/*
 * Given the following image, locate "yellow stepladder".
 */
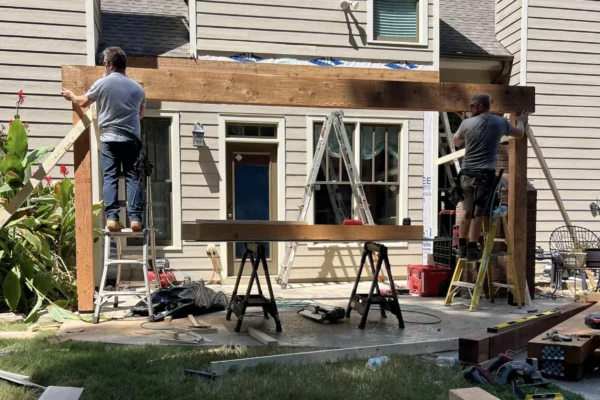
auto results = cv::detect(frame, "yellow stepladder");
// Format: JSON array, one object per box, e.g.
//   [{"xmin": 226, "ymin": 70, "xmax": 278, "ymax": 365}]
[{"xmin": 444, "ymin": 205, "xmax": 525, "ymax": 311}]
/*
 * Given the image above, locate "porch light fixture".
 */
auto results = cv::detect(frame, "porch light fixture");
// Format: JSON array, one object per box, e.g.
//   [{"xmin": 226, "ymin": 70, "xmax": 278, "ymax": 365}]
[
  {"xmin": 192, "ymin": 122, "xmax": 206, "ymax": 147},
  {"xmin": 590, "ymin": 199, "xmax": 599, "ymax": 217}
]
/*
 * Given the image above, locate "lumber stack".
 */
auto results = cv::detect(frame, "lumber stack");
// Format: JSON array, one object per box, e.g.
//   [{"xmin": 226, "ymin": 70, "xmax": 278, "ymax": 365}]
[
  {"xmin": 528, "ymin": 303, "xmax": 600, "ymax": 381},
  {"xmin": 459, "ymin": 302, "xmax": 594, "ymax": 364}
]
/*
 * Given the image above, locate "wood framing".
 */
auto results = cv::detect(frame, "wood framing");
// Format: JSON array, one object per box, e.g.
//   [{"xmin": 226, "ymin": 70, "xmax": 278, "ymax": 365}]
[
  {"xmin": 182, "ymin": 221, "xmax": 424, "ymax": 242},
  {"xmin": 73, "ymin": 105, "xmax": 95, "ymax": 312},
  {"xmin": 126, "ymin": 56, "xmax": 441, "ymax": 83},
  {"xmin": 62, "ymin": 66, "xmax": 535, "ymax": 113}
]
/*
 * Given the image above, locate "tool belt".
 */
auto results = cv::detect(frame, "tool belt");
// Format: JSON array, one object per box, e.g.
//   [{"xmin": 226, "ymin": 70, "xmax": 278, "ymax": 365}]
[{"xmin": 448, "ymin": 169, "xmax": 501, "ymax": 216}]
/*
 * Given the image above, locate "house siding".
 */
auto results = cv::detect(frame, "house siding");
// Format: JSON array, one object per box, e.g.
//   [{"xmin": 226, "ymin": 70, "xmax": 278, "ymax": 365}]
[
  {"xmin": 496, "ymin": 0, "xmax": 522, "ymax": 85},
  {"xmin": 196, "ymin": 0, "xmax": 435, "ymax": 64},
  {"xmin": 147, "ymin": 102, "xmax": 424, "ymax": 282},
  {"xmin": 526, "ymin": 0, "xmax": 600, "ymax": 247},
  {"xmin": 0, "ymin": 0, "xmax": 87, "ymax": 177}
]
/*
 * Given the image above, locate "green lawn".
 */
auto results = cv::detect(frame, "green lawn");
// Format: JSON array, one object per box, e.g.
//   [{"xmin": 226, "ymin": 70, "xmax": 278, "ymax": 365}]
[{"xmin": 0, "ymin": 326, "xmax": 586, "ymax": 400}]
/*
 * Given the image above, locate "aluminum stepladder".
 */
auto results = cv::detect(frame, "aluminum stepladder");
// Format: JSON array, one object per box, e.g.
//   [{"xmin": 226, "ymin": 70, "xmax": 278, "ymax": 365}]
[
  {"xmin": 443, "ymin": 204, "xmax": 531, "ymax": 311},
  {"xmin": 94, "ymin": 173, "xmax": 160, "ymax": 323},
  {"xmin": 276, "ymin": 110, "xmax": 375, "ymax": 289}
]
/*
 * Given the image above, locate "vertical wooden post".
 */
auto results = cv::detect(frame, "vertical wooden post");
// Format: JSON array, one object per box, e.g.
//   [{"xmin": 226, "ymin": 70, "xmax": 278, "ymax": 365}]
[
  {"xmin": 508, "ymin": 116, "xmax": 528, "ymax": 303},
  {"xmin": 73, "ymin": 105, "xmax": 95, "ymax": 312}
]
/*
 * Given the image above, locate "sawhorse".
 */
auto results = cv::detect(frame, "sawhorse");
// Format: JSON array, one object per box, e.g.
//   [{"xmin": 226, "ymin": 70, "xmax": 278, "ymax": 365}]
[
  {"xmin": 226, "ymin": 242, "xmax": 282, "ymax": 333},
  {"xmin": 346, "ymin": 242, "xmax": 405, "ymax": 329}
]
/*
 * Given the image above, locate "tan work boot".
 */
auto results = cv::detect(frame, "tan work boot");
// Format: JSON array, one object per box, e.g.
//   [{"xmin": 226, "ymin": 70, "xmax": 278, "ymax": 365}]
[
  {"xmin": 107, "ymin": 220, "xmax": 124, "ymax": 232},
  {"xmin": 130, "ymin": 221, "xmax": 143, "ymax": 232}
]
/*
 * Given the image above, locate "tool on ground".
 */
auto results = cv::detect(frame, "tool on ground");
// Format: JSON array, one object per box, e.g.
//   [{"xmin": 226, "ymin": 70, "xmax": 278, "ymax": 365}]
[
  {"xmin": 226, "ymin": 242, "xmax": 282, "ymax": 333},
  {"xmin": 512, "ymin": 382, "xmax": 564, "ymax": 400},
  {"xmin": 94, "ymin": 172, "xmax": 160, "ymax": 324},
  {"xmin": 277, "ymin": 110, "xmax": 375, "ymax": 289},
  {"xmin": 297, "ymin": 305, "xmax": 345, "ymax": 323},
  {"xmin": 444, "ymin": 170, "xmax": 531, "ymax": 311},
  {"xmin": 206, "ymin": 244, "xmax": 226, "ymax": 285},
  {"xmin": 584, "ymin": 312, "xmax": 600, "ymax": 329},
  {"xmin": 184, "ymin": 369, "xmax": 220, "ymax": 381},
  {"xmin": 541, "ymin": 330, "xmax": 572, "ymax": 342},
  {"xmin": 346, "ymin": 242, "xmax": 405, "ymax": 329}
]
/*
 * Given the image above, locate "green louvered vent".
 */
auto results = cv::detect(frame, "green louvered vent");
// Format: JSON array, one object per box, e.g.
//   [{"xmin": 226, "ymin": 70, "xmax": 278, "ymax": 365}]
[{"xmin": 374, "ymin": 0, "xmax": 418, "ymax": 39}]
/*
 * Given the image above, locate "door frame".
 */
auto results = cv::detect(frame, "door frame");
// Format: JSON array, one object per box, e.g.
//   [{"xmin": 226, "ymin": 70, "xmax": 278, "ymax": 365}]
[{"xmin": 218, "ymin": 115, "xmax": 286, "ymax": 278}]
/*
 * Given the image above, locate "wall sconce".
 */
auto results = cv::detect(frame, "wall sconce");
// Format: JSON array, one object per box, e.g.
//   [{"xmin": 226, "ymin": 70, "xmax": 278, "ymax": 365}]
[
  {"xmin": 340, "ymin": 1, "xmax": 359, "ymax": 11},
  {"xmin": 590, "ymin": 199, "xmax": 599, "ymax": 217},
  {"xmin": 192, "ymin": 122, "xmax": 205, "ymax": 147}
]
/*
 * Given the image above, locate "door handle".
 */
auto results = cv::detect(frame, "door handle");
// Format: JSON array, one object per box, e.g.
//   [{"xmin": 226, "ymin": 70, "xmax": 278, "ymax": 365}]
[{"xmin": 227, "ymin": 205, "xmax": 233, "ymax": 219}]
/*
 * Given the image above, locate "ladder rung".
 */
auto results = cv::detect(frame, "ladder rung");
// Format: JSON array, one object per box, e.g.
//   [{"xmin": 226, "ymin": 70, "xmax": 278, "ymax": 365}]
[
  {"xmin": 105, "ymin": 259, "xmax": 145, "ymax": 265},
  {"xmin": 103, "ymin": 229, "xmax": 146, "ymax": 237},
  {"xmin": 451, "ymin": 281, "xmax": 476, "ymax": 289},
  {"xmin": 99, "ymin": 291, "xmax": 148, "ymax": 297}
]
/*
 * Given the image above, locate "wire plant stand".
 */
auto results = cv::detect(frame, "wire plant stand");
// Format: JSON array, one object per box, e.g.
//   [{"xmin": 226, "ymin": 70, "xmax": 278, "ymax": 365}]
[{"xmin": 548, "ymin": 225, "xmax": 600, "ymax": 299}]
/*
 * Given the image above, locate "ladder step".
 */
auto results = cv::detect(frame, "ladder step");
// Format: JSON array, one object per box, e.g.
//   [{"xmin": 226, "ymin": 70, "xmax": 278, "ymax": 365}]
[
  {"xmin": 99, "ymin": 291, "xmax": 148, "ymax": 297},
  {"xmin": 451, "ymin": 281, "xmax": 476, "ymax": 289},
  {"xmin": 492, "ymin": 283, "xmax": 515, "ymax": 289},
  {"xmin": 105, "ymin": 259, "xmax": 145, "ymax": 265},
  {"xmin": 103, "ymin": 229, "xmax": 146, "ymax": 237}
]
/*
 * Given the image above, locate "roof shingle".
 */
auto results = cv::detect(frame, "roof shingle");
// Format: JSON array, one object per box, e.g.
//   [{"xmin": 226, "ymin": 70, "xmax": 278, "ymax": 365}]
[
  {"xmin": 99, "ymin": 0, "xmax": 190, "ymax": 59},
  {"xmin": 440, "ymin": 0, "xmax": 511, "ymax": 58}
]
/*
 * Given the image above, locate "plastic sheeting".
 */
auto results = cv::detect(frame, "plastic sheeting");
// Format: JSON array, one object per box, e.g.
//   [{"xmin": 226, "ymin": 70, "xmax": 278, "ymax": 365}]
[{"xmin": 127, "ymin": 281, "xmax": 229, "ymax": 321}]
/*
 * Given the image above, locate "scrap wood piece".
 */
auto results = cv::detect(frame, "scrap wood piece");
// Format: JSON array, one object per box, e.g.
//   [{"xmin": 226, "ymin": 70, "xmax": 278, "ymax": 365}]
[
  {"xmin": 174, "ymin": 327, "xmax": 218, "ymax": 335},
  {"xmin": 187, "ymin": 315, "xmax": 200, "ymax": 327},
  {"xmin": 0, "ymin": 331, "xmax": 38, "ymax": 340},
  {"xmin": 0, "ymin": 369, "xmax": 46, "ymax": 389},
  {"xmin": 39, "ymin": 386, "xmax": 84, "ymax": 400},
  {"xmin": 487, "ymin": 310, "xmax": 560, "ymax": 333},
  {"xmin": 583, "ymin": 291, "xmax": 600, "ymax": 304},
  {"xmin": 159, "ymin": 338, "xmax": 208, "ymax": 346},
  {"xmin": 459, "ymin": 302, "xmax": 593, "ymax": 364},
  {"xmin": 449, "ymin": 387, "xmax": 500, "ymax": 400},
  {"xmin": 248, "ymin": 327, "xmax": 277, "ymax": 347},
  {"xmin": 210, "ymin": 338, "xmax": 458, "ymax": 375}
]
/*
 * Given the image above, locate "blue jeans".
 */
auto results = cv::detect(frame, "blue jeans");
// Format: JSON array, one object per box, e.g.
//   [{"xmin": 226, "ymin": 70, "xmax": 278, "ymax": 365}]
[{"xmin": 100, "ymin": 141, "xmax": 145, "ymax": 222}]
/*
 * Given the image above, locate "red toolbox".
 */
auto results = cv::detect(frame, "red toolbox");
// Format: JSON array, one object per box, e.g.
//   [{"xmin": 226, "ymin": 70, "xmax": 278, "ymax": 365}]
[{"xmin": 407, "ymin": 264, "xmax": 452, "ymax": 297}]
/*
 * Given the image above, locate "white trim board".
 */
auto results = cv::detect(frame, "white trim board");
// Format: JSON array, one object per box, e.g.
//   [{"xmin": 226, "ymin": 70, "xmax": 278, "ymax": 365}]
[
  {"xmin": 218, "ymin": 114, "xmax": 286, "ymax": 277},
  {"xmin": 305, "ymin": 115, "xmax": 410, "ymax": 249},
  {"xmin": 520, "ymin": 0, "xmax": 529, "ymax": 85},
  {"xmin": 367, "ymin": 0, "xmax": 429, "ymax": 47},
  {"xmin": 211, "ymin": 338, "xmax": 458, "ymax": 376},
  {"xmin": 121, "ymin": 110, "xmax": 183, "ymax": 251}
]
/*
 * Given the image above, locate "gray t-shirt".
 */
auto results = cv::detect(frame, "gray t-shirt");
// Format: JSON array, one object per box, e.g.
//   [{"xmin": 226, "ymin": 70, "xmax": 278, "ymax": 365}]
[
  {"xmin": 454, "ymin": 114, "xmax": 517, "ymax": 170},
  {"xmin": 85, "ymin": 72, "xmax": 146, "ymax": 143}
]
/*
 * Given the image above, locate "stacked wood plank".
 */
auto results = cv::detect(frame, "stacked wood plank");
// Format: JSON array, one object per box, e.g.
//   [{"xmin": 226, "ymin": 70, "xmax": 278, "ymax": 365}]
[{"xmin": 528, "ymin": 303, "xmax": 600, "ymax": 381}]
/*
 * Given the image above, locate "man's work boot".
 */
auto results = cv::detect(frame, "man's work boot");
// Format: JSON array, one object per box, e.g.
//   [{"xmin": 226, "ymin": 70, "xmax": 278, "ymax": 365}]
[
  {"xmin": 466, "ymin": 247, "xmax": 481, "ymax": 262},
  {"xmin": 131, "ymin": 221, "xmax": 143, "ymax": 232},
  {"xmin": 457, "ymin": 245, "xmax": 467, "ymax": 259},
  {"xmin": 107, "ymin": 220, "xmax": 124, "ymax": 232}
]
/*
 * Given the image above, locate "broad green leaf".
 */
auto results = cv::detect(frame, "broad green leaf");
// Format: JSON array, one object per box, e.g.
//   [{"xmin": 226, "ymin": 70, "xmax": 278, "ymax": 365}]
[
  {"xmin": 40, "ymin": 237, "xmax": 52, "ymax": 261},
  {"xmin": 18, "ymin": 216, "xmax": 38, "ymax": 230},
  {"xmin": 23, "ymin": 146, "xmax": 53, "ymax": 169},
  {"xmin": 22, "ymin": 166, "xmax": 31, "ymax": 185},
  {"xmin": 53, "ymin": 300, "xmax": 69, "ymax": 309},
  {"xmin": 3, "ymin": 267, "xmax": 22, "ymax": 312},
  {"xmin": 6, "ymin": 119, "xmax": 28, "ymax": 159},
  {"xmin": 0, "ymin": 155, "xmax": 24, "ymax": 185},
  {"xmin": 21, "ymin": 258, "xmax": 35, "ymax": 280},
  {"xmin": 24, "ymin": 293, "xmax": 43, "ymax": 324},
  {"xmin": 0, "ymin": 184, "xmax": 12, "ymax": 193},
  {"xmin": 0, "ymin": 250, "xmax": 4, "ymax": 260},
  {"xmin": 59, "ymin": 178, "xmax": 73, "ymax": 209},
  {"xmin": 19, "ymin": 229, "xmax": 42, "ymax": 252},
  {"xmin": 33, "ymin": 271, "xmax": 53, "ymax": 295},
  {"xmin": 47, "ymin": 305, "xmax": 65, "ymax": 323}
]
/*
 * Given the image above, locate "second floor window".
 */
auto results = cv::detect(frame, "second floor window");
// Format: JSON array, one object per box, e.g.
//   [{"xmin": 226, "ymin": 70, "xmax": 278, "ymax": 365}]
[{"xmin": 372, "ymin": 0, "xmax": 420, "ymax": 43}]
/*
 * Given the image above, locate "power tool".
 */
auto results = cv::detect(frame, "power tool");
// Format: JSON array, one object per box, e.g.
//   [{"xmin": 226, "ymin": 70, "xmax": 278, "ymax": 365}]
[
  {"xmin": 297, "ymin": 305, "xmax": 345, "ymax": 323},
  {"xmin": 584, "ymin": 312, "xmax": 600, "ymax": 329},
  {"xmin": 464, "ymin": 354, "xmax": 549, "ymax": 391}
]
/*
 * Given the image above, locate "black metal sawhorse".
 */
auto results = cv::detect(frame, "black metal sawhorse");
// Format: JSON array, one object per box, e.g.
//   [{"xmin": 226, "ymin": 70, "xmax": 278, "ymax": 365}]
[
  {"xmin": 346, "ymin": 242, "xmax": 405, "ymax": 329},
  {"xmin": 226, "ymin": 242, "xmax": 282, "ymax": 333}
]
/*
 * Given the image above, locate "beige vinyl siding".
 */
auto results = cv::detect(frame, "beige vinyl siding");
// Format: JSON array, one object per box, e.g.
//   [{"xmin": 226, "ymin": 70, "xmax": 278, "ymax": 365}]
[
  {"xmin": 0, "ymin": 0, "xmax": 87, "ymax": 178},
  {"xmin": 496, "ymin": 0, "xmax": 522, "ymax": 85},
  {"xmin": 525, "ymin": 0, "xmax": 600, "ymax": 248},
  {"xmin": 148, "ymin": 101, "xmax": 423, "ymax": 282},
  {"xmin": 196, "ymin": 0, "xmax": 434, "ymax": 64}
]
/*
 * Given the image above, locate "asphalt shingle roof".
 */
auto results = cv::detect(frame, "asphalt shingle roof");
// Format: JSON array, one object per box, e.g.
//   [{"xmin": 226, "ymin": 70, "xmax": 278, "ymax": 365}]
[
  {"xmin": 440, "ymin": 0, "xmax": 511, "ymax": 58},
  {"xmin": 99, "ymin": 0, "xmax": 190, "ymax": 59}
]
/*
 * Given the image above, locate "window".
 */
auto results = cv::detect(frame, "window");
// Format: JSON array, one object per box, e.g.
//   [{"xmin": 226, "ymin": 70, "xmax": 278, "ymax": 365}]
[
  {"xmin": 227, "ymin": 124, "xmax": 276, "ymax": 137},
  {"xmin": 312, "ymin": 122, "xmax": 402, "ymax": 226},
  {"xmin": 368, "ymin": 0, "xmax": 427, "ymax": 45}
]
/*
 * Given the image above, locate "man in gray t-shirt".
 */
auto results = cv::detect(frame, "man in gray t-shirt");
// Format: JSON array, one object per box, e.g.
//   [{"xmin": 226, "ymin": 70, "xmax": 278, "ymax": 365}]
[
  {"xmin": 62, "ymin": 47, "xmax": 147, "ymax": 232},
  {"xmin": 452, "ymin": 94, "xmax": 528, "ymax": 260}
]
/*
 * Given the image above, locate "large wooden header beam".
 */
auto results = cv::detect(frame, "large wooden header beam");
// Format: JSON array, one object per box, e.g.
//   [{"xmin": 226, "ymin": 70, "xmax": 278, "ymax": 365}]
[{"xmin": 62, "ymin": 66, "xmax": 535, "ymax": 113}]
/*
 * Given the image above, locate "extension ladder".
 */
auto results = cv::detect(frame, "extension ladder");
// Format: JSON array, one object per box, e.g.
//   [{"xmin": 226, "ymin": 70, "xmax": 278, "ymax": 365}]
[
  {"xmin": 444, "ymin": 205, "xmax": 531, "ymax": 311},
  {"xmin": 276, "ymin": 110, "xmax": 375, "ymax": 289},
  {"xmin": 94, "ymin": 174, "xmax": 160, "ymax": 323}
]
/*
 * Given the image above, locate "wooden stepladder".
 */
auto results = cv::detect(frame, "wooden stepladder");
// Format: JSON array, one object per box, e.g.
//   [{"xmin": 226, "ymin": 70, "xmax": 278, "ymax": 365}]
[{"xmin": 444, "ymin": 205, "xmax": 529, "ymax": 311}]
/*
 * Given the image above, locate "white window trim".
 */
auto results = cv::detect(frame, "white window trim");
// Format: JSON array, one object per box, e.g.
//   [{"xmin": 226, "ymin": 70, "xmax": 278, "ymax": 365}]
[
  {"xmin": 218, "ymin": 115, "xmax": 286, "ymax": 277},
  {"xmin": 305, "ymin": 115, "xmax": 410, "ymax": 249},
  {"xmin": 122, "ymin": 110, "xmax": 183, "ymax": 251},
  {"xmin": 367, "ymin": 0, "xmax": 429, "ymax": 47}
]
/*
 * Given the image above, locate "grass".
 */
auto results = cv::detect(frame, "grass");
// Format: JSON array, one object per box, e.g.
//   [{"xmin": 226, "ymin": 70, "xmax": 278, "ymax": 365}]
[{"xmin": 0, "ymin": 324, "xmax": 587, "ymax": 400}]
